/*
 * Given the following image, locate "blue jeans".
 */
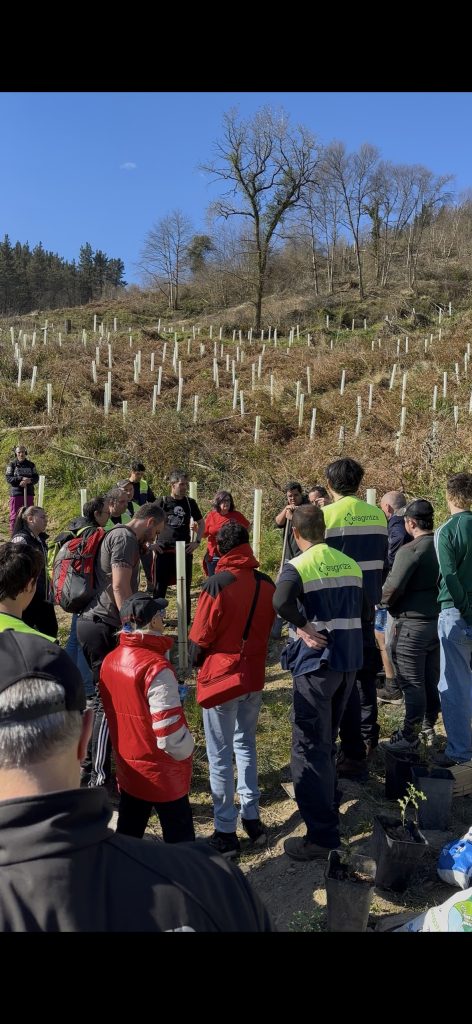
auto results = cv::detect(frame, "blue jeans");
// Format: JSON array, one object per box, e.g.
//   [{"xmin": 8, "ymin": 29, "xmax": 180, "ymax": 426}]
[
  {"xmin": 66, "ymin": 614, "xmax": 95, "ymax": 696},
  {"xmin": 205, "ymin": 553, "xmax": 220, "ymax": 576},
  {"xmin": 203, "ymin": 691, "xmax": 263, "ymax": 833},
  {"xmin": 438, "ymin": 607, "xmax": 472, "ymax": 762}
]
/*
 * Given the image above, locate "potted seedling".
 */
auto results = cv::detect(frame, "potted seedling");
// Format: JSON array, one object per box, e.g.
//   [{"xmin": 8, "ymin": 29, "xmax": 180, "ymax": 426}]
[
  {"xmin": 411, "ymin": 736, "xmax": 454, "ymax": 829},
  {"xmin": 325, "ymin": 841, "xmax": 377, "ymax": 932},
  {"xmin": 374, "ymin": 783, "xmax": 429, "ymax": 892}
]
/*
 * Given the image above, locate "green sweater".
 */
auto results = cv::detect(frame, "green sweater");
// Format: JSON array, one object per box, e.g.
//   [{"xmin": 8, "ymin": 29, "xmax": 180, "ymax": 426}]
[{"xmin": 434, "ymin": 510, "xmax": 472, "ymax": 623}]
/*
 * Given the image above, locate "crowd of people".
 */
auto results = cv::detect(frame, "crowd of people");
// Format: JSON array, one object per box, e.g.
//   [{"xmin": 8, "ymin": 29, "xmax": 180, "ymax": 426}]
[{"xmin": 1, "ymin": 445, "xmax": 472, "ymax": 929}]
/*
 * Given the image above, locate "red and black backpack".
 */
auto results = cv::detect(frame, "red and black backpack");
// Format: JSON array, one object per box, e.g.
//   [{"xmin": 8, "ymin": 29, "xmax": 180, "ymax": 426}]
[{"xmin": 52, "ymin": 527, "xmax": 105, "ymax": 613}]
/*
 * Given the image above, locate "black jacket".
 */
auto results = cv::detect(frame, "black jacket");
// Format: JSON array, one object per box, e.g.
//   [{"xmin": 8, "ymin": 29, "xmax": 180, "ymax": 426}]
[
  {"xmin": 0, "ymin": 789, "xmax": 273, "ymax": 932},
  {"xmin": 11, "ymin": 525, "xmax": 50, "ymax": 601},
  {"xmin": 384, "ymin": 513, "xmax": 409, "ymax": 576},
  {"xmin": 380, "ymin": 533, "xmax": 439, "ymax": 619},
  {"xmin": 276, "ymin": 496, "xmax": 310, "ymax": 561},
  {"xmin": 5, "ymin": 458, "xmax": 39, "ymax": 497}
]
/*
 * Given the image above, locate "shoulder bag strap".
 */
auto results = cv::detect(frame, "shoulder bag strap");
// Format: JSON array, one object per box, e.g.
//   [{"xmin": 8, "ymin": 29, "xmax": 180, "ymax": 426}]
[{"xmin": 241, "ymin": 571, "xmax": 261, "ymax": 650}]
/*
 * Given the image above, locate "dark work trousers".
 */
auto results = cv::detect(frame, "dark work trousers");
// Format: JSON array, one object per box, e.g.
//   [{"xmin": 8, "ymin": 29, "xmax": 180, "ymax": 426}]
[
  {"xmin": 77, "ymin": 616, "xmax": 118, "ymax": 788},
  {"xmin": 154, "ymin": 550, "xmax": 193, "ymax": 625},
  {"xmin": 140, "ymin": 546, "xmax": 154, "ymax": 590},
  {"xmin": 391, "ymin": 618, "xmax": 440, "ymax": 740},
  {"xmin": 291, "ymin": 668, "xmax": 356, "ymax": 848},
  {"xmin": 117, "ymin": 789, "xmax": 195, "ymax": 843},
  {"xmin": 339, "ymin": 622, "xmax": 381, "ymax": 759},
  {"xmin": 23, "ymin": 596, "xmax": 58, "ymax": 639}
]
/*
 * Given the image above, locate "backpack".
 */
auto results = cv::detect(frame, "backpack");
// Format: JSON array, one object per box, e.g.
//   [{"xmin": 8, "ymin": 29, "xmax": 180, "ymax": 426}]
[{"xmin": 52, "ymin": 527, "xmax": 105, "ymax": 613}]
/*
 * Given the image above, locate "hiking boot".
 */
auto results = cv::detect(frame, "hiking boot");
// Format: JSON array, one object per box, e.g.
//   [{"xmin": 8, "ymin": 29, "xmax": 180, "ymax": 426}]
[
  {"xmin": 382, "ymin": 728, "xmax": 419, "ymax": 754},
  {"xmin": 207, "ymin": 830, "xmax": 241, "ymax": 859},
  {"xmin": 377, "ymin": 680, "xmax": 403, "ymax": 704},
  {"xmin": 336, "ymin": 750, "xmax": 368, "ymax": 780},
  {"xmin": 241, "ymin": 817, "xmax": 268, "ymax": 847},
  {"xmin": 284, "ymin": 836, "xmax": 331, "ymax": 862}
]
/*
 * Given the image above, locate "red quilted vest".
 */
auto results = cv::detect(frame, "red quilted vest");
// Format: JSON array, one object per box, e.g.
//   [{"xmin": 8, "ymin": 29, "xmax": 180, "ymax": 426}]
[{"xmin": 100, "ymin": 632, "xmax": 192, "ymax": 802}]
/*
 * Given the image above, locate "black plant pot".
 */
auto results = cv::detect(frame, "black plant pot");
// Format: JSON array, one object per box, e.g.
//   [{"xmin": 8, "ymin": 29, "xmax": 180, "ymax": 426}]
[
  {"xmin": 373, "ymin": 815, "xmax": 428, "ymax": 892},
  {"xmin": 384, "ymin": 747, "xmax": 421, "ymax": 800},
  {"xmin": 325, "ymin": 850, "xmax": 376, "ymax": 932},
  {"xmin": 411, "ymin": 766, "xmax": 454, "ymax": 830}
]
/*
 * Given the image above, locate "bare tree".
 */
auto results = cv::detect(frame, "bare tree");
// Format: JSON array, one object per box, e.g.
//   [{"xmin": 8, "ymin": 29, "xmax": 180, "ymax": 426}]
[
  {"xmin": 403, "ymin": 168, "xmax": 453, "ymax": 289},
  {"xmin": 324, "ymin": 142, "xmax": 380, "ymax": 299},
  {"xmin": 140, "ymin": 210, "xmax": 193, "ymax": 310},
  {"xmin": 201, "ymin": 106, "xmax": 319, "ymax": 330}
]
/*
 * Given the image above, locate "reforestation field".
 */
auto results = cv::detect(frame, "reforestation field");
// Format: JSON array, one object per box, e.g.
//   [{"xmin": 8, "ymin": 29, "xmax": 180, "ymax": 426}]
[{"xmin": 1, "ymin": 293, "xmax": 471, "ymax": 930}]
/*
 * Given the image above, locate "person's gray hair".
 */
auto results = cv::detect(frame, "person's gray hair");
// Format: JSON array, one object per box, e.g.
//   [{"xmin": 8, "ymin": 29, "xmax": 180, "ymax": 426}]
[
  {"xmin": 105, "ymin": 486, "xmax": 126, "ymax": 505},
  {"xmin": 0, "ymin": 677, "xmax": 82, "ymax": 770}
]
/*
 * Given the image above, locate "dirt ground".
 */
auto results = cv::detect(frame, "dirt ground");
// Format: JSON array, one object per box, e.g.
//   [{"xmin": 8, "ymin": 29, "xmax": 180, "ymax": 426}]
[
  {"xmin": 60, "ymin": 600, "xmax": 471, "ymax": 932},
  {"xmin": 184, "ymin": 637, "xmax": 472, "ymax": 932}
]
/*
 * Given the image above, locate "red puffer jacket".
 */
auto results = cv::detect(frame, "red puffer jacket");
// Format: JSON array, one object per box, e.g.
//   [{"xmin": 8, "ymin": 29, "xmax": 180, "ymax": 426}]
[
  {"xmin": 100, "ymin": 632, "xmax": 193, "ymax": 802},
  {"xmin": 189, "ymin": 543, "xmax": 275, "ymax": 692}
]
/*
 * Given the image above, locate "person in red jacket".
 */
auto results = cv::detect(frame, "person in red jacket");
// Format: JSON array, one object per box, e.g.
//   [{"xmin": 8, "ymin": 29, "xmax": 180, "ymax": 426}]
[
  {"xmin": 100, "ymin": 592, "xmax": 195, "ymax": 843},
  {"xmin": 189, "ymin": 521, "xmax": 275, "ymax": 859},
  {"xmin": 203, "ymin": 490, "xmax": 250, "ymax": 576}
]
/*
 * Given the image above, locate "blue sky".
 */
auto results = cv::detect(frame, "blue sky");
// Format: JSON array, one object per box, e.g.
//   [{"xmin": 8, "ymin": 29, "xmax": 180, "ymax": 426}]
[{"xmin": 1, "ymin": 91, "xmax": 471, "ymax": 284}]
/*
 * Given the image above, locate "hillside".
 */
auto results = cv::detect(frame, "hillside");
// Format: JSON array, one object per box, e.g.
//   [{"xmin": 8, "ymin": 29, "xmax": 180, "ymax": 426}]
[
  {"xmin": 0, "ymin": 289, "xmax": 470, "ymax": 549},
  {"xmin": 0, "ymin": 290, "xmax": 471, "ymax": 930}
]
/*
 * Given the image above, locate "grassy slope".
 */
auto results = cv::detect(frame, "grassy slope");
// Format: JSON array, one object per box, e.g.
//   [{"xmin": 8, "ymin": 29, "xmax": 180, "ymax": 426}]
[{"xmin": 1, "ymin": 296, "xmax": 471, "ymax": 930}]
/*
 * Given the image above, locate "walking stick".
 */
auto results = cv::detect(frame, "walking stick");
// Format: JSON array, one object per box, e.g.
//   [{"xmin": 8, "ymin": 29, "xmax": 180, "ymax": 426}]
[
  {"xmin": 271, "ymin": 519, "xmax": 290, "ymax": 639},
  {"xmin": 23, "ymin": 485, "xmax": 28, "ymax": 508},
  {"xmin": 279, "ymin": 517, "xmax": 290, "ymax": 574}
]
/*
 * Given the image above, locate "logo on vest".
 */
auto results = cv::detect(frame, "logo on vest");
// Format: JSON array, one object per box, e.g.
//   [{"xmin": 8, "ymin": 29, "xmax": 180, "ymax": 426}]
[
  {"xmin": 319, "ymin": 561, "xmax": 352, "ymax": 574},
  {"xmin": 344, "ymin": 511, "xmax": 379, "ymax": 525}
]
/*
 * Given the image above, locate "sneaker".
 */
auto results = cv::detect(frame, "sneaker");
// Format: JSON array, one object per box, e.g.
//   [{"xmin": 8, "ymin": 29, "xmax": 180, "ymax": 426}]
[
  {"xmin": 207, "ymin": 830, "xmax": 241, "ymax": 859},
  {"xmin": 377, "ymin": 683, "xmax": 403, "ymax": 704},
  {"xmin": 336, "ymin": 751, "xmax": 368, "ymax": 780},
  {"xmin": 382, "ymin": 728, "xmax": 419, "ymax": 754},
  {"xmin": 241, "ymin": 818, "xmax": 268, "ymax": 847},
  {"xmin": 284, "ymin": 836, "xmax": 331, "ymax": 862}
]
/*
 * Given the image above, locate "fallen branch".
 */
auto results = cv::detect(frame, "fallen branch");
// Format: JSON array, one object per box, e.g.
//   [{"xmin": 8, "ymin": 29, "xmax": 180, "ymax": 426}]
[
  {"xmin": 0, "ymin": 424, "xmax": 55, "ymax": 434},
  {"xmin": 49, "ymin": 444, "xmax": 120, "ymax": 466}
]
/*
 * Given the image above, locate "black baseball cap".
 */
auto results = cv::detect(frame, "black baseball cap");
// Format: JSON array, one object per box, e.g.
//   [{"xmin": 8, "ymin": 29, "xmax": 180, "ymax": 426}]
[
  {"xmin": 120, "ymin": 593, "xmax": 168, "ymax": 628},
  {"xmin": 0, "ymin": 631, "xmax": 86, "ymax": 722},
  {"xmin": 404, "ymin": 499, "xmax": 434, "ymax": 519}
]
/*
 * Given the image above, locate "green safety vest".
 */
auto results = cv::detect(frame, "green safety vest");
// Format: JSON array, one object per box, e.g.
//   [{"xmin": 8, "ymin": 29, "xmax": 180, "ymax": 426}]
[
  {"xmin": 139, "ymin": 478, "xmax": 148, "ymax": 495},
  {"xmin": 0, "ymin": 611, "xmax": 54, "ymax": 642},
  {"xmin": 105, "ymin": 510, "xmax": 132, "ymax": 532},
  {"xmin": 286, "ymin": 543, "xmax": 364, "ymax": 673}
]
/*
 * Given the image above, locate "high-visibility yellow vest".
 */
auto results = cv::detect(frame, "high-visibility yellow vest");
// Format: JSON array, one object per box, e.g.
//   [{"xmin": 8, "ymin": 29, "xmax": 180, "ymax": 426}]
[{"xmin": 0, "ymin": 611, "xmax": 54, "ymax": 642}]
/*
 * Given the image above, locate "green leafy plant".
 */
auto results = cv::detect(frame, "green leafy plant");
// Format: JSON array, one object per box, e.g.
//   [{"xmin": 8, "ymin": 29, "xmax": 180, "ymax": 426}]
[{"xmin": 397, "ymin": 783, "xmax": 427, "ymax": 828}]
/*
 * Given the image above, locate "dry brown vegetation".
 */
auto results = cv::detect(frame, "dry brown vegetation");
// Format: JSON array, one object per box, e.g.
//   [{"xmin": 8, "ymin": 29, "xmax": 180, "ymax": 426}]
[{"xmin": 1, "ymin": 295, "xmax": 471, "ymax": 930}]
